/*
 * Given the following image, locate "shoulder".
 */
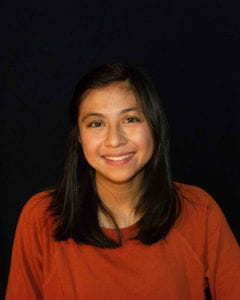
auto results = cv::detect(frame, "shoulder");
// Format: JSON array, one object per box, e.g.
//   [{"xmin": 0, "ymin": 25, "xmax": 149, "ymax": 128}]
[
  {"xmin": 172, "ymin": 183, "xmax": 229, "ymax": 253},
  {"xmin": 20, "ymin": 190, "xmax": 52, "ymax": 216},
  {"xmin": 175, "ymin": 182, "xmax": 221, "ymax": 218},
  {"xmin": 17, "ymin": 190, "xmax": 54, "ymax": 232}
]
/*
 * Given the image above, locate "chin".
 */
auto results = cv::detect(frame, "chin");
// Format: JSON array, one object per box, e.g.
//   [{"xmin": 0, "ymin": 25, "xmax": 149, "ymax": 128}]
[{"xmin": 98, "ymin": 170, "xmax": 144, "ymax": 185}]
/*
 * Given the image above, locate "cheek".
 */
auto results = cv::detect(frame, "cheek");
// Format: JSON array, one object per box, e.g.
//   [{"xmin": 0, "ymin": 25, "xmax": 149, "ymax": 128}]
[
  {"xmin": 79, "ymin": 131, "xmax": 101, "ymax": 159},
  {"xmin": 133, "ymin": 128, "xmax": 154, "ymax": 156}
]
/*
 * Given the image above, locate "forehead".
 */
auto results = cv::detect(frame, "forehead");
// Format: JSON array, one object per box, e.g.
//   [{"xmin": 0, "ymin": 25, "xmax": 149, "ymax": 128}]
[{"xmin": 79, "ymin": 82, "xmax": 140, "ymax": 114}]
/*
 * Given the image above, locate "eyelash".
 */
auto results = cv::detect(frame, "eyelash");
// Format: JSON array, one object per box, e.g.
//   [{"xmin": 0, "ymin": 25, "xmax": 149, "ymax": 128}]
[
  {"xmin": 87, "ymin": 121, "xmax": 104, "ymax": 128},
  {"xmin": 87, "ymin": 116, "xmax": 141, "ymax": 128},
  {"xmin": 124, "ymin": 117, "xmax": 140, "ymax": 123}
]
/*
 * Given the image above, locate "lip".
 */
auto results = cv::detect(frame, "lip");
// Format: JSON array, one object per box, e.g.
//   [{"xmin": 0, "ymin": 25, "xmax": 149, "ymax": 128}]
[
  {"xmin": 103, "ymin": 152, "xmax": 134, "ymax": 158},
  {"xmin": 102, "ymin": 152, "xmax": 135, "ymax": 166}
]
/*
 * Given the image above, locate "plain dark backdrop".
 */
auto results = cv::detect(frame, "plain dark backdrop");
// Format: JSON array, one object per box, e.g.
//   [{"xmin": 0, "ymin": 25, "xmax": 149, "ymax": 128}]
[{"xmin": 1, "ymin": 1, "xmax": 239, "ymax": 297}]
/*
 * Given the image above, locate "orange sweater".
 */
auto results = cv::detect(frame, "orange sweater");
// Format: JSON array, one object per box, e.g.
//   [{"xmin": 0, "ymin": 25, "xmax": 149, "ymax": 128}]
[{"xmin": 6, "ymin": 184, "xmax": 240, "ymax": 299}]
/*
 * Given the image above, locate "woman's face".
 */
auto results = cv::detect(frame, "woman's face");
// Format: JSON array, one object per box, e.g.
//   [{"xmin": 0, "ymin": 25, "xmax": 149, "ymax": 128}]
[{"xmin": 78, "ymin": 81, "xmax": 154, "ymax": 185}]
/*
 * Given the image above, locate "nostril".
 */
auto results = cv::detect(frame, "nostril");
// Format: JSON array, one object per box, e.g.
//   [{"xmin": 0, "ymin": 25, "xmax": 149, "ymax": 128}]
[{"xmin": 105, "ymin": 127, "xmax": 127, "ymax": 147}]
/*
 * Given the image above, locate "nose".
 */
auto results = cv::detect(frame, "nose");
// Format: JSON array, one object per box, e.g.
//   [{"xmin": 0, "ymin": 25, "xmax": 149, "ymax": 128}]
[{"xmin": 104, "ymin": 124, "xmax": 127, "ymax": 148}]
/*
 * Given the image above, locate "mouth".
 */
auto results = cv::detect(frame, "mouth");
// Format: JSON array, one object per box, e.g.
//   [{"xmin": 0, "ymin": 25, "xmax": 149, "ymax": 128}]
[{"xmin": 103, "ymin": 152, "xmax": 135, "ymax": 161}]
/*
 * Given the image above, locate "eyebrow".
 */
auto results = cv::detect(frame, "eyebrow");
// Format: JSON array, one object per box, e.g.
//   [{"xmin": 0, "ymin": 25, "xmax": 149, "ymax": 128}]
[{"xmin": 80, "ymin": 107, "xmax": 140, "ymax": 122}]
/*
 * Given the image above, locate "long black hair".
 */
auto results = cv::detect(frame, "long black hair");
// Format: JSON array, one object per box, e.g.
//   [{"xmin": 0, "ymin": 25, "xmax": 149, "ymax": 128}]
[{"xmin": 48, "ymin": 62, "xmax": 181, "ymax": 248}]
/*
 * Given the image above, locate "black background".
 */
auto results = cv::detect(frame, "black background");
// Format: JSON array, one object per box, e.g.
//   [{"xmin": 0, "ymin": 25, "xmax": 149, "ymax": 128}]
[{"xmin": 1, "ymin": 0, "xmax": 239, "ymax": 296}]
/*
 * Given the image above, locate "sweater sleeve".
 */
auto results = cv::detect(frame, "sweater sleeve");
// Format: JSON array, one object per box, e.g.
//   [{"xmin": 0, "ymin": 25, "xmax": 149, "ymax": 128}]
[
  {"xmin": 5, "ymin": 193, "xmax": 51, "ymax": 300},
  {"xmin": 204, "ymin": 195, "xmax": 240, "ymax": 300}
]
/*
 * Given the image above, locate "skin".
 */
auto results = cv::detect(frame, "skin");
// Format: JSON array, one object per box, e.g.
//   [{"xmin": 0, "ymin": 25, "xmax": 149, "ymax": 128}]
[{"xmin": 78, "ymin": 81, "xmax": 154, "ymax": 228}]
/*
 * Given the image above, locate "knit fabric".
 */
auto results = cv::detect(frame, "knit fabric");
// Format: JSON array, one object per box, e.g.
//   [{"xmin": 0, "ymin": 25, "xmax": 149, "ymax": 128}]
[{"xmin": 6, "ymin": 184, "xmax": 240, "ymax": 299}]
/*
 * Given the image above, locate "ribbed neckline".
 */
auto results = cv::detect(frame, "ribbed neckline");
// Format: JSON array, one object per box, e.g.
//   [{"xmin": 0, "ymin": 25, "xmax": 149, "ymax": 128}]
[
  {"xmin": 101, "ymin": 221, "xmax": 138, "ymax": 231},
  {"xmin": 101, "ymin": 222, "xmax": 138, "ymax": 241}
]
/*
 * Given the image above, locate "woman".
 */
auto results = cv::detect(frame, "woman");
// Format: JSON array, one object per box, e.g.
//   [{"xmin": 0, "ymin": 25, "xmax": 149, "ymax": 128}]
[{"xmin": 6, "ymin": 63, "xmax": 240, "ymax": 299}]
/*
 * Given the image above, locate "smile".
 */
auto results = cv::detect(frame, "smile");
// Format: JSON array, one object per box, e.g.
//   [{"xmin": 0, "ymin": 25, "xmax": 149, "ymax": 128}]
[{"xmin": 104, "ymin": 153, "xmax": 135, "ymax": 161}]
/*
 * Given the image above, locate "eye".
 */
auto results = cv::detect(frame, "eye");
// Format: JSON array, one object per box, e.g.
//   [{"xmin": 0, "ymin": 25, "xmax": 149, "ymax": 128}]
[
  {"xmin": 88, "ymin": 121, "xmax": 104, "ymax": 127},
  {"xmin": 125, "ymin": 117, "xmax": 140, "ymax": 123}
]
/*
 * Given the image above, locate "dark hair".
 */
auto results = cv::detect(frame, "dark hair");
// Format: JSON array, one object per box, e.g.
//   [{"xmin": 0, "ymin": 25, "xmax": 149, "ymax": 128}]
[{"xmin": 48, "ymin": 62, "xmax": 181, "ymax": 248}]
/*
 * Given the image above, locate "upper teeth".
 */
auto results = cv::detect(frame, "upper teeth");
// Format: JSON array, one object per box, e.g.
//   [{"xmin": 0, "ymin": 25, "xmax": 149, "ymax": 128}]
[{"xmin": 105, "ymin": 153, "xmax": 134, "ymax": 161}]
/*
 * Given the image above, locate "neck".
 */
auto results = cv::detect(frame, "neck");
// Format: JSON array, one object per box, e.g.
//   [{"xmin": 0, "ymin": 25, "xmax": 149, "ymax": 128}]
[{"xmin": 95, "ymin": 173, "xmax": 144, "ymax": 228}]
